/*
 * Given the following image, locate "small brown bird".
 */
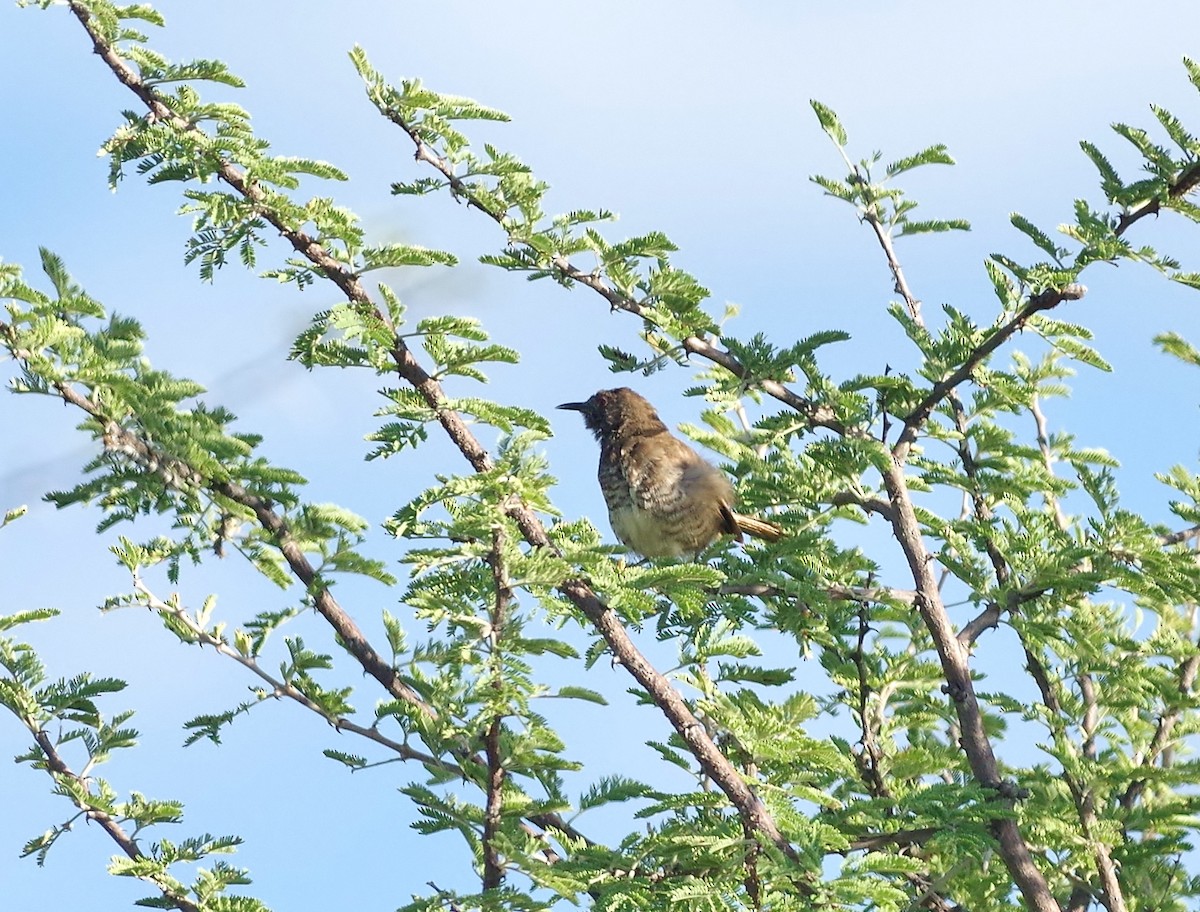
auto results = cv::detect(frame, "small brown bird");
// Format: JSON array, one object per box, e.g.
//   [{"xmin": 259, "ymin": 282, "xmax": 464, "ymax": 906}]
[{"xmin": 558, "ymin": 388, "xmax": 783, "ymax": 558}]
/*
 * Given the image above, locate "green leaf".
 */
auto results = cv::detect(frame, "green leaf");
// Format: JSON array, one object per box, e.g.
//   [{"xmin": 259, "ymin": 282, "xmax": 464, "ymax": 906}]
[
  {"xmin": 360, "ymin": 244, "xmax": 457, "ymax": 272},
  {"xmin": 1011, "ymin": 213, "xmax": 1066, "ymax": 261},
  {"xmin": 548, "ymin": 685, "xmax": 607, "ymax": 705},
  {"xmin": 811, "ymin": 100, "xmax": 848, "ymax": 146},
  {"xmin": 324, "ymin": 749, "xmax": 368, "ymax": 769},
  {"xmin": 897, "ymin": 217, "xmax": 971, "ymax": 236},
  {"xmin": 577, "ymin": 775, "xmax": 652, "ymax": 810},
  {"xmin": 886, "ymin": 143, "xmax": 955, "ymax": 176},
  {"xmin": 1155, "ymin": 331, "xmax": 1200, "ymax": 367}
]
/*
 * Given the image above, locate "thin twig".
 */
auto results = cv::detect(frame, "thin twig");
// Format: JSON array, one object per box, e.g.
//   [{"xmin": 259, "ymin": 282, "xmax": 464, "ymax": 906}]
[
  {"xmin": 1021, "ymin": 640, "xmax": 1128, "ymax": 912},
  {"xmin": 128, "ymin": 574, "xmax": 447, "ymax": 770},
  {"xmin": 860, "ymin": 198, "xmax": 922, "ymax": 323},
  {"xmin": 717, "ymin": 582, "xmax": 917, "ymax": 605},
  {"xmin": 29, "ymin": 729, "xmax": 202, "ymax": 912},
  {"xmin": 1030, "ymin": 395, "xmax": 1070, "ymax": 531},
  {"xmin": 482, "ymin": 527, "xmax": 511, "ymax": 892},
  {"xmin": 894, "ymin": 284, "xmax": 1087, "ymax": 462}
]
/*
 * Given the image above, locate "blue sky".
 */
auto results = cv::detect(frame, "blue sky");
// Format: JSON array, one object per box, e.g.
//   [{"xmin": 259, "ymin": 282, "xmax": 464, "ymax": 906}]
[{"xmin": 3, "ymin": 2, "xmax": 1200, "ymax": 909}]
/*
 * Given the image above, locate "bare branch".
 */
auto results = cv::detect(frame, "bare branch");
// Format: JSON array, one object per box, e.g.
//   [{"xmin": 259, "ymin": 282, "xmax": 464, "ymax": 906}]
[
  {"xmin": 1163, "ymin": 523, "xmax": 1200, "ymax": 547},
  {"xmin": 859, "ymin": 191, "xmax": 923, "ymax": 323}
]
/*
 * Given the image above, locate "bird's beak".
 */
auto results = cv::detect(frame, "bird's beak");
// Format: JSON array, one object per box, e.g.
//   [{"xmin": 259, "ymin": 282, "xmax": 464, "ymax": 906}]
[{"xmin": 557, "ymin": 401, "xmax": 589, "ymax": 412}]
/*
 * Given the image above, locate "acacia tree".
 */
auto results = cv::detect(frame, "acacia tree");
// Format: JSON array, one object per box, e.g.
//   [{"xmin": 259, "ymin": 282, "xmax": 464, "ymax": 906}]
[{"xmin": 4, "ymin": 2, "xmax": 1200, "ymax": 910}]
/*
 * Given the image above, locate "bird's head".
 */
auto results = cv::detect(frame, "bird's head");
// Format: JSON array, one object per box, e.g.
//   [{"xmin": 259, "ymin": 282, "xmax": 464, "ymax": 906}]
[{"xmin": 557, "ymin": 387, "xmax": 665, "ymax": 440}]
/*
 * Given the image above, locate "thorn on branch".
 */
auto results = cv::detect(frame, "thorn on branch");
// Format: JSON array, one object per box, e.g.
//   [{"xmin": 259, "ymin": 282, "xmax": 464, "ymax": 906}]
[
  {"xmin": 941, "ymin": 681, "xmax": 968, "ymax": 703},
  {"xmin": 994, "ymin": 779, "xmax": 1031, "ymax": 801}
]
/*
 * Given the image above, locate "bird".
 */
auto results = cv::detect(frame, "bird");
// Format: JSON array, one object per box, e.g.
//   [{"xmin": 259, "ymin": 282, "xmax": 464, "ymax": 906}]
[{"xmin": 557, "ymin": 387, "xmax": 783, "ymax": 559}]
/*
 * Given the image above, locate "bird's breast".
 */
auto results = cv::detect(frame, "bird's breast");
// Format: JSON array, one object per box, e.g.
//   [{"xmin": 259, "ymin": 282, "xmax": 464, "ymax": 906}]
[{"xmin": 595, "ymin": 434, "xmax": 735, "ymax": 558}]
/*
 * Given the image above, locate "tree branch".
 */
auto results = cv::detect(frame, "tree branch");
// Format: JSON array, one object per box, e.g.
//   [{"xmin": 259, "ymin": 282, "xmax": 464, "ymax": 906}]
[
  {"xmin": 11, "ymin": 358, "xmax": 592, "ymax": 855},
  {"xmin": 879, "ymin": 461, "xmax": 1060, "ymax": 912},
  {"xmin": 859, "ymin": 181, "xmax": 922, "ymax": 323},
  {"xmin": 28, "ymin": 729, "xmax": 202, "ymax": 912},
  {"xmin": 64, "ymin": 6, "xmax": 800, "ymax": 870},
  {"xmin": 894, "ymin": 284, "xmax": 1087, "ymax": 462},
  {"xmin": 481, "ymin": 527, "xmax": 511, "ymax": 892},
  {"xmin": 50, "ymin": 373, "xmax": 433, "ymax": 718},
  {"xmin": 1020, "ymin": 639, "xmax": 1128, "ymax": 912},
  {"xmin": 848, "ymin": 190, "xmax": 1061, "ymax": 910},
  {"xmin": 1122, "ymin": 647, "xmax": 1200, "ymax": 810},
  {"xmin": 377, "ymin": 98, "xmax": 845, "ymax": 436},
  {"xmin": 1114, "ymin": 159, "xmax": 1200, "ymax": 234},
  {"xmin": 828, "ymin": 488, "xmax": 896, "ymax": 521},
  {"xmin": 127, "ymin": 573, "xmax": 448, "ymax": 770},
  {"xmin": 717, "ymin": 581, "xmax": 917, "ymax": 605}
]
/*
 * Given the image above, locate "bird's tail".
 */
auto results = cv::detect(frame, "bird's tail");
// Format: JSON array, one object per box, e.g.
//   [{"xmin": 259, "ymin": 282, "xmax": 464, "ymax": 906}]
[{"xmin": 732, "ymin": 512, "xmax": 784, "ymax": 543}]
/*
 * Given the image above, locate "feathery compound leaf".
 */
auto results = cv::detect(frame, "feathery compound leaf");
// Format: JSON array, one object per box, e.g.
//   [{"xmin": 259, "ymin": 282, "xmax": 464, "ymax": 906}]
[
  {"xmin": 360, "ymin": 244, "xmax": 457, "ymax": 272},
  {"xmin": 550, "ymin": 685, "xmax": 607, "ymax": 705},
  {"xmin": 1010, "ymin": 213, "xmax": 1067, "ymax": 261},
  {"xmin": 886, "ymin": 144, "xmax": 955, "ymax": 176},
  {"xmin": 897, "ymin": 217, "xmax": 971, "ymax": 236},
  {"xmin": 811, "ymin": 100, "xmax": 848, "ymax": 147},
  {"xmin": 1152, "ymin": 103, "xmax": 1200, "ymax": 155},
  {"xmin": 577, "ymin": 775, "xmax": 652, "ymax": 810},
  {"xmin": 0, "ymin": 608, "xmax": 59, "ymax": 632},
  {"xmin": 1172, "ymin": 270, "xmax": 1200, "ymax": 289},
  {"xmin": 810, "ymin": 173, "xmax": 856, "ymax": 202},
  {"xmin": 1185, "ymin": 55, "xmax": 1200, "ymax": 93},
  {"xmin": 1080, "ymin": 140, "xmax": 1124, "ymax": 203},
  {"xmin": 1112, "ymin": 121, "xmax": 1176, "ymax": 175},
  {"xmin": 323, "ymin": 749, "xmax": 368, "ymax": 769},
  {"xmin": 1155, "ymin": 331, "xmax": 1200, "ymax": 367}
]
